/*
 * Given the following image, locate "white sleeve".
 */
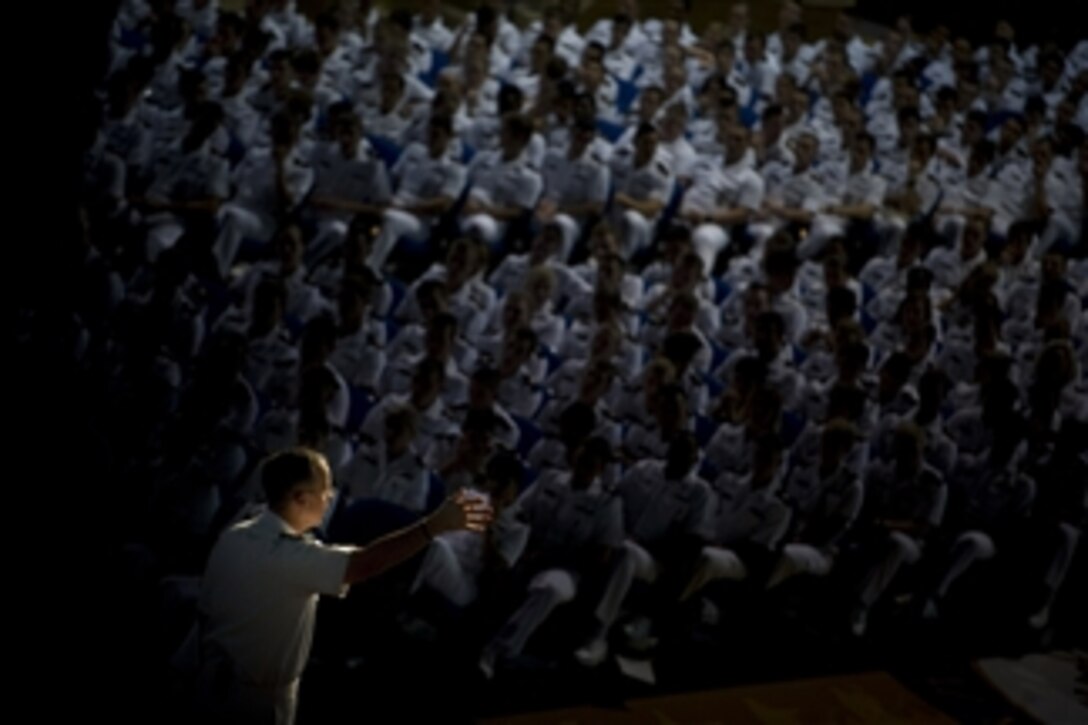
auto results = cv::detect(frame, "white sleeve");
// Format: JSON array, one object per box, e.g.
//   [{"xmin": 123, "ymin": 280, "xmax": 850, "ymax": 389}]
[
  {"xmin": 514, "ymin": 169, "xmax": 544, "ymax": 209},
  {"xmin": 801, "ymin": 183, "xmax": 825, "ymax": 213},
  {"xmin": 594, "ymin": 496, "xmax": 625, "ymax": 548},
  {"xmin": 208, "ymin": 158, "xmax": 230, "ymax": 199},
  {"xmin": 493, "ymin": 514, "xmax": 531, "ymax": 568},
  {"xmin": 366, "ymin": 163, "xmax": 393, "ymax": 204},
  {"xmin": 589, "ymin": 164, "xmax": 611, "ymax": 204},
  {"xmin": 441, "ymin": 163, "xmax": 468, "ymax": 200},
  {"xmin": 284, "ymin": 161, "xmax": 315, "ymax": 206},
  {"xmin": 391, "ymin": 145, "xmax": 412, "ymax": 183},
  {"xmin": 928, "ymin": 482, "xmax": 948, "ymax": 528},
  {"xmin": 737, "ymin": 173, "xmax": 765, "ymax": 210},
  {"xmin": 278, "ymin": 538, "xmax": 355, "ymax": 596},
  {"xmin": 684, "ymin": 484, "xmax": 713, "ymax": 537},
  {"xmin": 864, "ymin": 175, "xmax": 886, "ymax": 207},
  {"xmin": 359, "ymin": 401, "xmax": 386, "ymax": 442},
  {"xmin": 488, "ymin": 258, "xmax": 512, "ymax": 289},
  {"xmin": 651, "ymin": 167, "xmax": 675, "ymax": 203}
]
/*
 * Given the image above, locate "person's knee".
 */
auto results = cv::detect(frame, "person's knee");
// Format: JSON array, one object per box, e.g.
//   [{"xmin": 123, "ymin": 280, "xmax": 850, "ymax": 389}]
[
  {"xmin": 1057, "ymin": 523, "xmax": 1080, "ymax": 552},
  {"xmin": 463, "ymin": 214, "xmax": 495, "ymax": 241},
  {"xmin": 384, "ymin": 209, "xmax": 416, "ymax": 235},
  {"xmin": 215, "ymin": 204, "xmax": 236, "ymax": 225},
  {"xmin": 956, "ymin": 531, "xmax": 995, "ymax": 560},
  {"xmin": 622, "ymin": 209, "xmax": 649, "ymax": 236},
  {"xmin": 529, "ymin": 568, "xmax": 578, "ymax": 603},
  {"xmin": 786, "ymin": 543, "xmax": 831, "ymax": 576},
  {"xmin": 888, "ymin": 531, "xmax": 921, "ymax": 564},
  {"xmin": 693, "ymin": 224, "xmax": 728, "ymax": 264},
  {"xmin": 554, "ymin": 214, "xmax": 579, "ymax": 260},
  {"xmin": 319, "ymin": 219, "xmax": 349, "ymax": 240},
  {"xmin": 700, "ymin": 546, "xmax": 744, "ymax": 579}
]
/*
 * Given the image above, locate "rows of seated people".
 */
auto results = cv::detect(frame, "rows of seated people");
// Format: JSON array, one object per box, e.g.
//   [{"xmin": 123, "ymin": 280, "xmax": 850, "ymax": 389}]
[{"xmin": 76, "ymin": 0, "xmax": 1087, "ymax": 675}]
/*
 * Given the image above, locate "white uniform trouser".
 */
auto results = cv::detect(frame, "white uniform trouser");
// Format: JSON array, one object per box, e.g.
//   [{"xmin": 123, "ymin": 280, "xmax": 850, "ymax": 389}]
[
  {"xmin": 800, "ymin": 214, "xmax": 849, "ymax": 259},
  {"xmin": 411, "ymin": 537, "xmax": 478, "ymax": 608},
  {"xmin": 936, "ymin": 212, "xmax": 967, "ymax": 247},
  {"xmin": 489, "ymin": 556, "xmax": 630, "ymax": 658},
  {"xmin": 463, "ymin": 213, "xmax": 507, "ymax": 247},
  {"xmin": 873, "ymin": 213, "xmax": 907, "ymax": 257},
  {"xmin": 692, "ymin": 223, "xmax": 730, "ymax": 272},
  {"xmin": 1036, "ymin": 212, "xmax": 1079, "ymax": 258},
  {"xmin": 213, "ymin": 203, "xmax": 275, "ymax": 278},
  {"xmin": 1040, "ymin": 523, "xmax": 1081, "ymax": 608},
  {"xmin": 586, "ymin": 539, "xmax": 662, "ymax": 625},
  {"xmin": 767, "ymin": 543, "xmax": 835, "ymax": 588},
  {"xmin": 681, "ymin": 545, "xmax": 749, "ymax": 601},
  {"xmin": 369, "ymin": 208, "xmax": 427, "ymax": 271},
  {"xmin": 857, "ymin": 531, "xmax": 921, "ymax": 608},
  {"xmin": 305, "ymin": 216, "xmax": 350, "ymax": 268},
  {"xmin": 991, "ymin": 211, "xmax": 1019, "ymax": 238},
  {"xmin": 616, "ymin": 209, "xmax": 654, "ymax": 260},
  {"xmin": 553, "ymin": 213, "xmax": 581, "ymax": 262},
  {"xmin": 194, "ymin": 646, "xmax": 299, "ymax": 725},
  {"xmin": 747, "ymin": 220, "xmax": 785, "ymax": 255},
  {"xmin": 935, "ymin": 530, "xmax": 995, "ymax": 599},
  {"xmin": 145, "ymin": 212, "xmax": 186, "ymax": 263}
]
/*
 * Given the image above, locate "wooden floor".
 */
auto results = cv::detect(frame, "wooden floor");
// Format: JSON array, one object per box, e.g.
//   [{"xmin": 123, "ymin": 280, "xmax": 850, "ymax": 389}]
[{"xmin": 479, "ymin": 671, "xmax": 957, "ymax": 724}]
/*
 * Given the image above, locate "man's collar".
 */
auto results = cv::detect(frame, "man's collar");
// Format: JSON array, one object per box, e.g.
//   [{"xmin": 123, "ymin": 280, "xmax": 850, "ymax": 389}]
[{"xmin": 257, "ymin": 508, "xmax": 305, "ymax": 539}]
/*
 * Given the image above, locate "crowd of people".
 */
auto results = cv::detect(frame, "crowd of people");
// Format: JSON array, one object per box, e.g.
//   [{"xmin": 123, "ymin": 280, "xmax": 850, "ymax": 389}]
[{"xmin": 65, "ymin": 0, "xmax": 1087, "ymax": 706}]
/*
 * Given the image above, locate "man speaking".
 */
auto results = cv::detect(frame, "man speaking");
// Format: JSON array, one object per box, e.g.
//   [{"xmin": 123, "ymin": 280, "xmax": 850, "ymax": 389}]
[{"xmin": 195, "ymin": 447, "xmax": 493, "ymax": 724}]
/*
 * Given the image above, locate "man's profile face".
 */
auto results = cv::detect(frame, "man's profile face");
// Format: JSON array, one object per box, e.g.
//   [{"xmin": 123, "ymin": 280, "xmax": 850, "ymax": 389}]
[{"xmin": 298, "ymin": 459, "xmax": 334, "ymax": 530}]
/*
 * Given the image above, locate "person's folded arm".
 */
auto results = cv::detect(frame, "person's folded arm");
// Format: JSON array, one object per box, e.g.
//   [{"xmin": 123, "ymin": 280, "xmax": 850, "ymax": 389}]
[
  {"xmin": 706, "ymin": 205, "xmax": 752, "ymax": 225},
  {"xmin": 161, "ymin": 197, "xmax": 223, "ymax": 214},
  {"xmin": 485, "ymin": 203, "xmax": 530, "ymax": 221},
  {"xmin": 400, "ymin": 196, "xmax": 454, "ymax": 215},
  {"xmin": 774, "ymin": 205, "xmax": 814, "ymax": 223},
  {"xmin": 616, "ymin": 192, "xmax": 664, "ymax": 216},
  {"xmin": 558, "ymin": 200, "xmax": 605, "ymax": 217},
  {"xmin": 311, "ymin": 195, "xmax": 387, "ymax": 215},
  {"xmin": 827, "ymin": 202, "xmax": 876, "ymax": 220}
]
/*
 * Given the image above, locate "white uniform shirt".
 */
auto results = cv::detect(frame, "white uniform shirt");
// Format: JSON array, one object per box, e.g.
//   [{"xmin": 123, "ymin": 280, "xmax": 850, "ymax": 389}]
[
  {"xmin": 329, "ymin": 318, "xmax": 387, "ymax": 391},
  {"xmin": 710, "ymin": 471, "xmax": 791, "ymax": 548},
  {"xmin": 231, "ymin": 145, "xmax": 314, "ymax": 218},
  {"xmin": 585, "ymin": 16, "xmax": 649, "ymax": 57},
  {"xmin": 766, "ymin": 165, "xmax": 827, "ymax": 213},
  {"xmin": 146, "ymin": 138, "xmax": 230, "ymax": 206},
  {"xmin": 540, "ymin": 145, "xmax": 611, "ymax": 218},
  {"xmin": 310, "ymin": 140, "xmax": 391, "ymax": 221},
  {"xmin": 488, "ymin": 254, "xmax": 582, "ymax": 301},
  {"xmin": 234, "ymin": 262, "xmax": 330, "ymax": 325},
  {"xmin": 681, "ymin": 153, "xmax": 765, "ymax": 216},
  {"xmin": 618, "ymin": 461, "xmax": 711, "ymax": 543},
  {"xmin": 397, "ymin": 268, "xmax": 496, "ymax": 344},
  {"xmin": 924, "ymin": 248, "xmax": 986, "ymax": 293},
  {"xmin": 467, "ymin": 149, "xmax": 543, "ymax": 212},
  {"xmin": 338, "ymin": 441, "xmax": 430, "ymax": 510},
  {"xmin": 390, "ymin": 142, "xmax": 468, "ymax": 213},
  {"xmin": 414, "ymin": 15, "xmax": 454, "ymax": 53},
  {"xmin": 511, "ymin": 474, "xmax": 624, "ymax": 563},
  {"xmin": 360, "ymin": 393, "xmax": 458, "ymax": 454},
  {"xmin": 199, "ymin": 510, "xmax": 352, "ymax": 686},
  {"xmin": 438, "ymin": 507, "xmax": 530, "ymax": 583},
  {"xmin": 610, "ymin": 145, "xmax": 675, "ymax": 218},
  {"xmin": 381, "ymin": 354, "xmax": 469, "ymax": 409}
]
